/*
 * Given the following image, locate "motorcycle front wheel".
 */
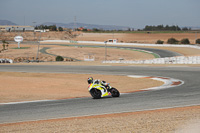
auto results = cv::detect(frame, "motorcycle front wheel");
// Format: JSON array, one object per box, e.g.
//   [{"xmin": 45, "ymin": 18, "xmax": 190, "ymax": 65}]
[
  {"xmin": 110, "ymin": 88, "xmax": 120, "ymax": 97},
  {"xmin": 90, "ymin": 88, "xmax": 102, "ymax": 99}
]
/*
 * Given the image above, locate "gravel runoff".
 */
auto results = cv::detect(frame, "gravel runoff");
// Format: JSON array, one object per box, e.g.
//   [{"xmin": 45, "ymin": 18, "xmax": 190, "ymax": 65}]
[{"xmin": 0, "ymin": 106, "xmax": 199, "ymax": 133}]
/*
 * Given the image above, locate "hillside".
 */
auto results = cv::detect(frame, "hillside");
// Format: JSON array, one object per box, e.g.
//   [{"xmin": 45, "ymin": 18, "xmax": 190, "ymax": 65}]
[
  {"xmin": 41, "ymin": 22, "xmax": 131, "ymax": 30},
  {"xmin": 0, "ymin": 20, "xmax": 17, "ymax": 25}
]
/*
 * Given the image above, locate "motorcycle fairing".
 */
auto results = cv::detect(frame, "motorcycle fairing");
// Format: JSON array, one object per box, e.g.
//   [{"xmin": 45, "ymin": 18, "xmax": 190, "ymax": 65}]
[{"xmin": 88, "ymin": 83, "xmax": 111, "ymax": 97}]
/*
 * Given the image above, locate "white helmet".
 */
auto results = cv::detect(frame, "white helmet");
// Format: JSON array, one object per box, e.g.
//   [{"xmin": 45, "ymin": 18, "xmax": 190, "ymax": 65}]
[{"xmin": 101, "ymin": 80, "xmax": 108, "ymax": 86}]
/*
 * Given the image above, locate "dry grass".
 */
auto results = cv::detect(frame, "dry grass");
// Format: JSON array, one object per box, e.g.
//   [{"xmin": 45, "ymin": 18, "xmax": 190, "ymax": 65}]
[
  {"xmin": 0, "ymin": 72, "xmax": 163, "ymax": 103},
  {"xmin": 76, "ymin": 32, "xmax": 199, "ymax": 44},
  {"xmin": 0, "ymin": 44, "xmax": 55, "ymax": 62},
  {"xmin": 0, "ymin": 31, "xmax": 198, "ymax": 44},
  {"xmin": 47, "ymin": 46, "xmax": 155, "ymax": 61},
  {"xmin": 0, "ymin": 43, "xmax": 156, "ymax": 62}
]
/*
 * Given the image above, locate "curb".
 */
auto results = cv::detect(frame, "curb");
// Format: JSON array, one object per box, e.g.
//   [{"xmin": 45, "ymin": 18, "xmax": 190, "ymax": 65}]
[{"xmin": 127, "ymin": 75, "xmax": 184, "ymax": 92}]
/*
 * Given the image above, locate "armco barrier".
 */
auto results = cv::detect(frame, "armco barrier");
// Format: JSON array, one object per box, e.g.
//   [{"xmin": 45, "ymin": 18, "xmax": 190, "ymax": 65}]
[
  {"xmin": 103, "ymin": 56, "xmax": 200, "ymax": 64},
  {"xmin": 0, "ymin": 59, "xmax": 13, "ymax": 63},
  {"xmin": 41, "ymin": 40, "xmax": 200, "ymax": 50}
]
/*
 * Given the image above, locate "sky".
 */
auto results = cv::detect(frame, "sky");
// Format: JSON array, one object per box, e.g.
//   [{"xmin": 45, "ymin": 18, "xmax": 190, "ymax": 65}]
[{"xmin": 0, "ymin": 0, "xmax": 199, "ymax": 29}]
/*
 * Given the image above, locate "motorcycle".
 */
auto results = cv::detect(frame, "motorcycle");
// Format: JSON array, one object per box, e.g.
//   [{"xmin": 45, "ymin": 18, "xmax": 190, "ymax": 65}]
[{"xmin": 88, "ymin": 80, "xmax": 120, "ymax": 99}]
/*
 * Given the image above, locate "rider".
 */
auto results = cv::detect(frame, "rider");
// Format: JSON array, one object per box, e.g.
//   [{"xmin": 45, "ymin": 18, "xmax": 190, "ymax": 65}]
[
  {"xmin": 87, "ymin": 77, "xmax": 94, "ymax": 84},
  {"xmin": 87, "ymin": 77, "xmax": 109, "ymax": 89}
]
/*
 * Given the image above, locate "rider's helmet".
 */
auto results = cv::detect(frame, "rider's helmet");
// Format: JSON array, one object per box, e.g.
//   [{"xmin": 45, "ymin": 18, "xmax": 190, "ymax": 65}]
[
  {"xmin": 101, "ymin": 80, "xmax": 108, "ymax": 86},
  {"xmin": 87, "ymin": 77, "xmax": 93, "ymax": 84}
]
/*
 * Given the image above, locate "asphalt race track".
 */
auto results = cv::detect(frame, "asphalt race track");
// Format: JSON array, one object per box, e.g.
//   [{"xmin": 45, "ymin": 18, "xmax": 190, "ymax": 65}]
[
  {"xmin": 0, "ymin": 65, "xmax": 200, "ymax": 124},
  {"xmin": 41, "ymin": 43, "xmax": 183, "ymax": 58}
]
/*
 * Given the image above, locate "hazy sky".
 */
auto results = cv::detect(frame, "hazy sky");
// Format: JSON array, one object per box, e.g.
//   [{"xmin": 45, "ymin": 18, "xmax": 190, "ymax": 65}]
[{"xmin": 0, "ymin": 0, "xmax": 199, "ymax": 28}]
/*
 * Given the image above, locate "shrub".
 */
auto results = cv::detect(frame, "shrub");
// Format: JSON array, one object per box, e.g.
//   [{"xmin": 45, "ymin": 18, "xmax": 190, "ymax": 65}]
[
  {"xmin": 196, "ymin": 39, "xmax": 200, "ymax": 44},
  {"xmin": 2, "ymin": 40, "xmax": 9, "ymax": 50},
  {"xmin": 167, "ymin": 38, "xmax": 179, "ymax": 44},
  {"xmin": 156, "ymin": 40, "xmax": 164, "ymax": 44},
  {"xmin": 180, "ymin": 38, "xmax": 190, "ymax": 44},
  {"xmin": 58, "ymin": 27, "xmax": 63, "ymax": 31},
  {"xmin": 56, "ymin": 56, "xmax": 64, "ymax": 61}
]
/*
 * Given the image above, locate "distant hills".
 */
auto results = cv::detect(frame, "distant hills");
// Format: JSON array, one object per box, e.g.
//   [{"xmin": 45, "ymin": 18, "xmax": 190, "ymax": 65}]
[
  {"xmin": 41, "ymin": 22, "xmax": 131, "ymax": 30},
  {"xmin": 0, "ymin": 19, "xmax": 131, "ymax": 30},
  {"xmin": 0, "ymin": 20, "xmax": 17, "ymax": 25},
  {"xmin": 1, "ymin": 19, "xmax": 200, "ymax": 30}
]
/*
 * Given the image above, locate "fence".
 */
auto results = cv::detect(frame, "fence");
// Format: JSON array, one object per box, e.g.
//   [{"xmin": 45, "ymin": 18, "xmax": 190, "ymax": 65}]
[
  {"xmin": 0, "ymin": 59, "xmax": 13, "ymax": 63},
  {"xmin": 41, "ymin": 40, "xmax": 200, "ymax": 49},
  {"xmin": 103, "ymin": 56, "xmax": 200, "ymax": 64}
]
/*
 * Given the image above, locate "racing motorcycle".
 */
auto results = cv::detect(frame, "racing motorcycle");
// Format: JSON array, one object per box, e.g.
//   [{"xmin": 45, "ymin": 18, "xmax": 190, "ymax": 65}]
[{"xmin": 88, "ymin": 80, "xmax": 120, "ymax": 99}]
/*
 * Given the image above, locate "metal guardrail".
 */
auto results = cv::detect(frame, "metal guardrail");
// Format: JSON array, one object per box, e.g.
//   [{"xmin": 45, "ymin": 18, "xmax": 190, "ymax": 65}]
[
  {"xmin": 103, "ymin": 56, "xmax": 200, "ymax": 64},
  {"xmin": 0, "ymin": 59, "xmax": 13, "ymax": 63}
]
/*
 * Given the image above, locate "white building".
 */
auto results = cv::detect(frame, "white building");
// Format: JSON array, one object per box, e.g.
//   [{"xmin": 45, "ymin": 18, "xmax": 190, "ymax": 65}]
[{"xmin": 0, "ymin": 25, "xmax": 34, "ymax": 32}]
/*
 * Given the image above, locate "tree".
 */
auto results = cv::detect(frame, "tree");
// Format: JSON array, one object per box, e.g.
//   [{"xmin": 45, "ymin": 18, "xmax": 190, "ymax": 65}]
[
  {"xmin": 56, "ymin": 56, "xmax": 64, "ymax": 61},
  {"xmin": 143, "ymin": 25, "xmax": 181, "ymax": 31},
  {"xmin": 196, "ymin": 39, "xmax": 200, "ymax": 44},
  {"xmin": 167, "ymin": 38, "xmax": 179, "ymax": 44},
  {"xmin": 82, "ymin": 28, "xmax": 88, "ymax": 31},
  {"xmin": 156, "ymin": 40, "xmax": 164, "ymax": 44},
  {"xmin": 58, "ymin": 27, "xmax": 63, "ymax": 31},
  {"xmin": 182, "ymin": 27, "xmax": 189, "ymax": 31},
  {"xmin": 157, "ymin": 25, "xmax": 164, "ymax": 30},
  {"xmin": 144, "ymin": 25, "xmax": 152, "ymax": 31},
  {"xmin": 93, "ymin": 28, "xmax": 100, "ymax": 32},
  {"xmin": 36, "ymin": 25, "xmax": 58, "ymax": 31},
  {"xmin": 49, "ymin": 25, "xmax": 57, "ymax": 31},
  {"xmin": 180, "ymin": 38, "xmax": 190, "ymax": 44},
  {"xmin": 165, "ymin": 25, "xmax": 169, "ymax": 30}
]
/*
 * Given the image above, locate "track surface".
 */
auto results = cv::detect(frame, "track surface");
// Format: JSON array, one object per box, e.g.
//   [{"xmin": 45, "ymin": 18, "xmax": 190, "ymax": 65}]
[
  {"xmin": 41, "ymin": 43, "xmax": 183, "ymax": 58},
  {"xmin": 0, "ymin": 65, "xmax": 200, "ymax": 124}
]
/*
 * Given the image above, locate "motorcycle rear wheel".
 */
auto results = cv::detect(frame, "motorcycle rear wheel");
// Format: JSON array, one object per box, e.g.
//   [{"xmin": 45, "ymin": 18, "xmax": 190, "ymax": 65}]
[
  {"xmin": 110, "ymin": 88, "xmax": 120, "ymax": 97},
  {"xmin": 90, "ymin": 88, "xmax": 102, "ymax": 99}
]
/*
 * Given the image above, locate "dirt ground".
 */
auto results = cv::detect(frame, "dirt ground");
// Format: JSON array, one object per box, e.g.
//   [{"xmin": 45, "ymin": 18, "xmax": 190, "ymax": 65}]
[
  {"xmin": 1, "ymin": 32, "xmax": 199, "ymax": 44},
  {"xmin": 0, "ymin": 44, "xmax": 54, "ymax": 62},
  {"xmin": 0, "ymin": 72, "xmax": 163, "ymax": 103},
  {"xmin": 0, "ymin": 106, "xmax": 199, "ymax": 133},
  {"xmin": 0, "ymin": 31, "xmax": 75, "ymax": 41},
  {"xmin": 0, "ymin": 43, "xmax": 156, "ymax": 62},
  {"xmin": 47, "ymin": 45, "xmax": 155, "ymax": 61},
  {"xmin": 76, "ymin": 32, "xmax": 199, "ymax": 44}
]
